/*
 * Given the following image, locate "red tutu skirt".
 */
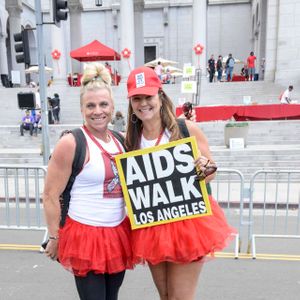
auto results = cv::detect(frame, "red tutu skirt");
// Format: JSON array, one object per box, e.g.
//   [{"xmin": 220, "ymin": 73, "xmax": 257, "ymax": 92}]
[
  {"xmin": 132, "ymin": 196, "xmax": 236, "ymax": 265},
  {"xmin": 58, "ymin": 216, "xmax": 133, "ymax": 276}
]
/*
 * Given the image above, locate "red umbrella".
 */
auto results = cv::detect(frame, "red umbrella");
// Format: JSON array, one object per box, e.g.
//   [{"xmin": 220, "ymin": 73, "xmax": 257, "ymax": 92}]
[{"xmin": 70, "ymin": 40, "xmax": 121, "ymax": 61}]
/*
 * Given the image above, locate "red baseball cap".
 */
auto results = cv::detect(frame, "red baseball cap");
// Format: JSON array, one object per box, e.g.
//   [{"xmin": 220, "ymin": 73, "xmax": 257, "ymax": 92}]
[{"xmin": 127, "ymin": 66, "xmax": 162, "ymax": 98}]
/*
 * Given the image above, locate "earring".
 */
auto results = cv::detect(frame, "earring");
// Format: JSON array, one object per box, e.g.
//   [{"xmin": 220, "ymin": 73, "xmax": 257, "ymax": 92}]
[
  {"xmin": 160, "ymin": 106, "xmax": 163, "ymax": 116},
  {"xmin": 131, "ymin": 113, "xmax": 138, "ymax": 124}
]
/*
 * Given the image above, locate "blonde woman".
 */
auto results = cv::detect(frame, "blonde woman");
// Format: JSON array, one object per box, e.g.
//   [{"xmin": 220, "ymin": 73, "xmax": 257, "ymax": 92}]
[{"xmin": 43, "ymin": 63, "xmax": 133, "ymax": 300}]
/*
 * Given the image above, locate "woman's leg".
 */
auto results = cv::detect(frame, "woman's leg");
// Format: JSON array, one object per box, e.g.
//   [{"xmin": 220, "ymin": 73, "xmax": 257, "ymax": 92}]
[
  {"xmin": 167, "ymin": 261, "xmax": 203, "ymax": 300},
  {"xmin": 74, "ymin": 272, "xmax": 106, "ymax": 300},
  {"xmin": 149, "ymin": 262, "xmax": 168, "ymax": 300},
  {"xmin": 105, "ymin": 271, "xmax": 126, "ymax": 300}
]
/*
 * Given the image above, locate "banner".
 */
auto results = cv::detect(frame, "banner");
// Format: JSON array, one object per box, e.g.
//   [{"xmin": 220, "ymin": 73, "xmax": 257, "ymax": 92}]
[
  {"xmin": 183, "ymin": 65, "xmax": 195, "ymax": 78},
  {"xmin": 115, "ymin": 137, "xmax": 212, "ymax": 229},
  {"xmin": 181, "ymin": 81, "xmax": 197, "ymax": 94}
]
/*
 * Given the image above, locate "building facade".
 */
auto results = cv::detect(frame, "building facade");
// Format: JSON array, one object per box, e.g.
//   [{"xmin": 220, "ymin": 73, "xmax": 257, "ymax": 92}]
[{"xmin": 0, "ymin": 0, "xmax": 299, "ymax": 86}]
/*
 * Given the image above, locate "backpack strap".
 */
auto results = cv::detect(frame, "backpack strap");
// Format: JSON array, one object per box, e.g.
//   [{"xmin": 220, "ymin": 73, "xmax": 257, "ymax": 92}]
[
  {"xmin": 176, "ymin": 118, "xmax": 190, "ymax": 138},
  {"xmin": 176, "ymin": 118, "xmax": 212, "ymax": 195},
  {"xmin": 60, "ymin": 128, "xmax": 87, "ymax": 227},
  {"xmin": 110, "ymin": 129, "xmax": 126, "ymax": 150}
]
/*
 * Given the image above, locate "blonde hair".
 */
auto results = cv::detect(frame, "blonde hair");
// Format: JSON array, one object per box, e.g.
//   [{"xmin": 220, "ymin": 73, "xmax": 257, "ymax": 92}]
[{"xmin": 80, "ymin": 62, "xmax": 113, "ymax": 105}]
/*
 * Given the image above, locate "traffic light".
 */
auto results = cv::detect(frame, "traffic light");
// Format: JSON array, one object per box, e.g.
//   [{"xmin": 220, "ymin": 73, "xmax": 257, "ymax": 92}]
[
  {"xmin": 13, "ymin": 30, "xmax": 30, "ymax": 65},
  {"xmin": 52, "ymin": 0, "xmax": 68, "ymax": 27}
]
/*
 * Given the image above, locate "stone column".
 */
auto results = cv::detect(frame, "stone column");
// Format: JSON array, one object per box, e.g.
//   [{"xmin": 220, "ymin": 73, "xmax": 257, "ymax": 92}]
[
  {"xmin": 134, "ymin": 0, "xmax": 144, "ymax": 67},
  {"xmin": 273, "ymin": 0, "xmax": 300, "ymax": 84},
  {"xmin": 192, "ymin": 0, "xmax": 207, "ymax": 76},
  {"xmin": 163, "ymin": 7, "xmax": 169, "ymax": 59},
  {"xmin": 68, "ymin": 0, "xmax": 83, "ymax": 74},
  {"xmin": 6, "ymin": 2, "xmax": 25, "ymax": 85},
  {"xmin": 51, "ymin": 23, "xmax": 68, "ymax": 85},
  {"xmin": 264, "ymin": 0, "xmax": 279, "ymax": 82},
  {"xmin": 0, "ymin": 32, "xmax": 9, "ymax": 86},
  {"xmin": 120, "ymin": 0, "xmax": 135, "ymax": 80}
]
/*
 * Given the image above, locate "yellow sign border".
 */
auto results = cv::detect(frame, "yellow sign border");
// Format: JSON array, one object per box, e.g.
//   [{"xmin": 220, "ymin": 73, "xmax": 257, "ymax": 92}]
[{"xmin": 115, "ymin": 136, "xmax": 212, "ymax": 229}]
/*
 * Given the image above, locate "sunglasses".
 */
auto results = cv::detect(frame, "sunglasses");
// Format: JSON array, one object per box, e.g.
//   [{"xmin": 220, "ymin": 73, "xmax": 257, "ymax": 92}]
[{"xmin": 195, "ymin": 162, "xmax": 218, "ymax": 181}]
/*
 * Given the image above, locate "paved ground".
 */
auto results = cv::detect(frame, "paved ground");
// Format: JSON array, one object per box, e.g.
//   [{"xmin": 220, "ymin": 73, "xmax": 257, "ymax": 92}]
[{"xmin": 0, "ymin": 229, "xmax": 300, "ymax": 300}]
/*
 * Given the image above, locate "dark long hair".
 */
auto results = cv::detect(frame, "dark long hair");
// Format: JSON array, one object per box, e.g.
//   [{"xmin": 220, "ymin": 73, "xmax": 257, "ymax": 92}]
[{"xmin": 125, "ymin": 89, "xmax": 182, "ymax": 151}]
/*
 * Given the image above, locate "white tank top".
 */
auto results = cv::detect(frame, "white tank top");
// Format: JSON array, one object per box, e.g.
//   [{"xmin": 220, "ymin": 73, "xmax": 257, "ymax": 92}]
[
  {"xmin": 68, "ymin": 128, "xmax": 126, "ymax": 227},
  {"xmin": 140, "ymin": 129, "xmax": 171, "ymax": 148}
]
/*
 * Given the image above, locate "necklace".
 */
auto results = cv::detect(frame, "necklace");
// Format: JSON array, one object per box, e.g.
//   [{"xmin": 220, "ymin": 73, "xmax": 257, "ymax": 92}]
[
  {"xmin": 142, "ymin": 127, "xmax": 165, "ymax": 146},
  {"xmin": 83, "ymin": 125, "xmax": 123, "ymax": 160}
]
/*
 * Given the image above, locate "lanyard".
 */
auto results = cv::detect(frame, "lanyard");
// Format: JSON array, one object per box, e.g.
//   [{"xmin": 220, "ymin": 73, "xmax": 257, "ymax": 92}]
[
  {"xmin": 83, "ymin": 125, "xmax": 123, "ymax": 160},
  {"xmin": 140, "ymin": 128, "xmax": 165, "ymax": 147}
]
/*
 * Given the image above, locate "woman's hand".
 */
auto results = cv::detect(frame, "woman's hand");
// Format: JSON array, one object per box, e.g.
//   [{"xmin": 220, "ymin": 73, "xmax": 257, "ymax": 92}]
[
  {"xmin": 194, "ymin": 156, "xmax": 217, "ymax": 181},
  {"xmin": 178, "ymin": 108, "xmax": 196, "ymax": 122},
  {"xmin": 44, "ymin": 239, "xmax": 59, "ymax": 261}
]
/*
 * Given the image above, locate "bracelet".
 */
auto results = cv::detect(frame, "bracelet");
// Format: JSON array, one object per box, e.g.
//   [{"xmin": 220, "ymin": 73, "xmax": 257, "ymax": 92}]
[
  {"xmin": 204, "ymin": 160, "xmax": 210, "ymax": 167},
  {"xmin": 49, "ymin": 236, "xmax": 59, "ymax": 240}
]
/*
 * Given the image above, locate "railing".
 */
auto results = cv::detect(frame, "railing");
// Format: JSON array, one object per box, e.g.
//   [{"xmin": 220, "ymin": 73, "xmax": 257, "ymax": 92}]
[
  {"xmin": 248, "ymin": 170, "xmax": 300, "ymax": 258},
  {"xmin": 3, "ymin": 164, "xmax": 299, "ymax": 260},
  {"xmin": 212, "ymin": 168, "xmax": 246, "ymax": 258},
  {"xmin": 0, "ymin": 165, "xmax": 48, "ymax": 246}
]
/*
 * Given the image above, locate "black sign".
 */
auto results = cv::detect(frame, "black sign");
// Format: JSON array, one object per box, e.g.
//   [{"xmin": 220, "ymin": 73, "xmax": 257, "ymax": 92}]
[{"xmin": 115, "ymin": 137, "xmax": 211, "ymax": 229}]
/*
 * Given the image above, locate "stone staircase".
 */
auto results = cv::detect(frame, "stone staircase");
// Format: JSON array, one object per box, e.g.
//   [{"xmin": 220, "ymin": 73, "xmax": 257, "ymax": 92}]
[
  {"xmin": 199, "ymin": 80, "xmax": 289, "ymax": 105},
  {"xmin": 1, "ymin": 120, "xmax": 300, "ymax": 181},
  {"xmin": 1, "ymin": 80, "xmax": 300, "ymax": 181},
  {"xmin": 1, "ymin": 80, "xmax": 299, "ymax": 125}
]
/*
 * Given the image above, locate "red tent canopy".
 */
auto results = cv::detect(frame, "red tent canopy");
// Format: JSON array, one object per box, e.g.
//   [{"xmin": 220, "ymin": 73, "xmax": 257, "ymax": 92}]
[{"xmin": 70, "ymin": 40, "xmax": 121, "ymax": 62}]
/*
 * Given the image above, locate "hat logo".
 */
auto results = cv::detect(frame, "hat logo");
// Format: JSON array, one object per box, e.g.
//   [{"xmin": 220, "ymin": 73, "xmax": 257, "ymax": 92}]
[{"xmin": 135, "ymin": 72, "xmax": 146, "ymax": 88}]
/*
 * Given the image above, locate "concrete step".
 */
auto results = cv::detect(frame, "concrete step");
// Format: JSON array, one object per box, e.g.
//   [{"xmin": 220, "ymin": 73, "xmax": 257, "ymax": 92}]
[
  {"xmin": 1, "ymin": 120, "xmax": 300, "ymax": 148},
  {"xmin": 1, "ymin": 144, "xmax": 299, "ymax": 181},
  {"xmin": 2, "ymin": 81, "xmax": 299, "ymax": 125}
]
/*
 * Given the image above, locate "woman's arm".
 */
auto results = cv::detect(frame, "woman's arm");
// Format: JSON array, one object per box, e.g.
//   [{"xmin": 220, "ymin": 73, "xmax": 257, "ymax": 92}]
[
  {"xmin": 43, "ymin": 134, "xmax": 76, "ymax": 259},
  {"xmin": 185, "ymin": 120, "xmax": 216, "ymax": 182}
]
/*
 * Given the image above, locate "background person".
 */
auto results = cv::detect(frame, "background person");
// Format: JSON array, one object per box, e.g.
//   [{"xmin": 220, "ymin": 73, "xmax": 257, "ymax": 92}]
[
  {"xmin": 111, "ymin": 111, "xmax": 126, "ymax": 132},
  {"xmin": 216, "ymin": 55, "xmax": 223, "ymax": 81},
  {"xmin": 49, "ymin": 93, "xmax": 61, "ymax": 124},
  {"xmin": 207, "ymin": 54, "xmax": 216, "ymax": 83},
  {"xmin": 241, "ymin": 64, "xmax": 249, "ymax": 81},
  {"xmin": 280, "ymin": 85, "xmax": 293, "ymax": 104},
  {"xmin": 43, "ymin": 62, "xmax": 133, "ymax": 300},
  {"xmin": 154, "ymin": 61, "xmax": 163, "ymax": 81},
  {"xmin": 20, "ymin": 110, "xmax": 34, "ymax": 136},
  {"xmin": 125, "ymin": 66, "xmax": 235, "ymax": 300},
  {"xmin": 225, "ymin": 53, "xmax": 235, "ymax": 81},
  {"xmin": 162, "ymin": 68, "xmax": 172, "ymax": 84},
  {"xmin": 247, "ymin": 51, "xmax": 256, "ymax": 81},
  {"xmin": 34, "ymin": 111, "xmax": 42, "ymax": 136},
  {"xmin": 31, "ymin": 87, "xmax": 41, "ymax": 120},
  {"xmin": 260, "ymin": 58, "xmax": 265, "ymax": 80}
]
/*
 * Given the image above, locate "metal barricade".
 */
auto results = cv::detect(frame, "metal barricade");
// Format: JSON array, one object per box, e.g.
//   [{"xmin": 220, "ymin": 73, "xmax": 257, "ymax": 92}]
[
  {"xmin": 0, "ymin": 164, "xmax": 246, "ymax": 258},
  {"xmin": 248, "ymin": 170, "xmax": 300, "ymax": 258},
  {"xmin": 0, "ymin": 164, "xmax": 48, "ymax": 244},
  {"xmin": 211, "ymin": 168, "xmax": 246, "ymax": 258}
]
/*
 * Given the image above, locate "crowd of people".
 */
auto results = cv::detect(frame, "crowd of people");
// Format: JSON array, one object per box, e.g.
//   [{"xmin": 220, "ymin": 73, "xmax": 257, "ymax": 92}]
[
  {"xmin": 207, "ymin": 53, "xmax": 237, "ymax": 82},
  {"xmin": 19, "ymin": 91, "xmax": 61, "ymax": 136},
  {"xmin": 154, "ymin": 61, "xmax": 173, "ymax": 84},
  {"xmin": 207, "ymin": 51, "xmax": 264, "ymax": 82},
  {"xmin": 43, "ymin": 62, "xmax": 235, "ymax": 300}
]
